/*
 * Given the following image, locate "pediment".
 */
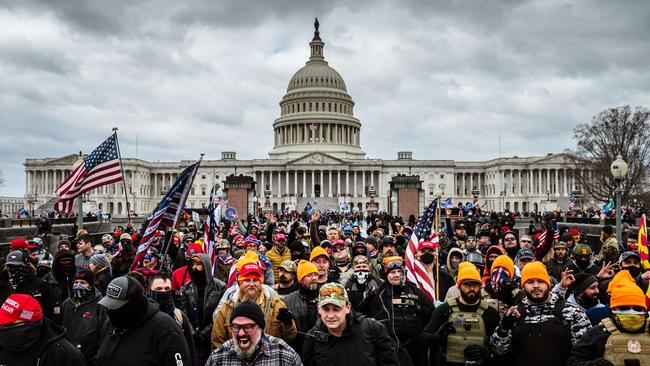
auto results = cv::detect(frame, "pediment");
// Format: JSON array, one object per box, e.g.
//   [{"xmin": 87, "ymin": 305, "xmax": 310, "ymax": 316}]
[
  {"xmin": 288, "ymin": 152, "xmax": 346, "ymax": 166},
  {"xmin": 44, "ymin": 154, "xmax": 81, "ymax": 166},
  {"xmin": 533, "ymin": 153, "xmax": 572, "ymax": 165}
]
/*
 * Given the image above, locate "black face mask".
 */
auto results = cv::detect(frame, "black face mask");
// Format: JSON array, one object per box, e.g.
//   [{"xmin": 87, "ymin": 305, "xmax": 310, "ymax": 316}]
[
  {"xmin": 149, "ymin": 290, "xmax": 175, "ymax": 315},
  {"xmin": 0, "ymin": 320, "xmax": 43, "ymax": 351},
  {"xmin": 190, "ymin": 267, "xmax": 207, "ymax": 287},
  {"xmin": 575, "ymin": 258, "xmax": 591, "ymax": 270},
  {"xmin": 420, "ymin": 253, "xmax": 435, "ymax": 265},
  {"xmin": 107, "ymin": 295, "xmax": 148, "ymax": 330},
  {"xmin": 7, "ymin": 265, "xmax": 30, "ymax": 289},
  {"xmin": 625, "ymin": 266, "xmax": 642, "ymax": 278}
]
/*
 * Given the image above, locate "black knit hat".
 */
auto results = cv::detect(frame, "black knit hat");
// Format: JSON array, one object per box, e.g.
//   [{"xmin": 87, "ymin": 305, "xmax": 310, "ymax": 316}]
[
  {"xmin": 571, "ymin": 273, "xmax": 598, "ymax": 296},
  {"xmin": 231, "ymin": 300, "xmax": 265, "ymax": 329}
]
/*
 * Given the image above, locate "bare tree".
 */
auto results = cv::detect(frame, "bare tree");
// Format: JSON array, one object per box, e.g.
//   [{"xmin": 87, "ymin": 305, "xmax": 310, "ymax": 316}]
[
  {"xmin": 0, "ymin": 170, "xmax": 5, "ymax": 191},
  {"xmin": 569, "ymin": 105, "xmax": 650, "ymax": 205}
]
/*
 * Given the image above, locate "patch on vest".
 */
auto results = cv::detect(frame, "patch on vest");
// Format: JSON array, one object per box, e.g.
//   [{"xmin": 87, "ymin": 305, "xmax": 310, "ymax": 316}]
[
  {"xmin": 628, "ymin": 339, "xmax": 642, "ymax": 354},
  {"xmin": 464, "ymin": 318, "xmax": 479, "ymax": 324}
]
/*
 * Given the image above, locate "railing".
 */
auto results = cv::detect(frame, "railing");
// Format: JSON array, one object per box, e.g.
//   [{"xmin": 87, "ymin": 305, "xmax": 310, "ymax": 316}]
[{"xmin": 0, "ymin": 216, "xmax": 101, "ymax": 228}]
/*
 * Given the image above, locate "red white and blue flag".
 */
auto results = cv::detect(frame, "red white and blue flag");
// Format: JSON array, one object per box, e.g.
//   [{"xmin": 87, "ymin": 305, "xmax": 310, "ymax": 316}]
[
  {"xmin": 55, "ymin": 134, "xmax": 123, "ymax": 213},
  {"xmin": 131, "ymin": 161, "xmax": 200, "ymax": 269},
  {"xmin": 405, "ymin": 199, "xmax": 439, "ymax": 302}
]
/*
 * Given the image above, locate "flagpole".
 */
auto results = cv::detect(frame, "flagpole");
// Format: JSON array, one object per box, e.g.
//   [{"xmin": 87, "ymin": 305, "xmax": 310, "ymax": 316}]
[
  {"xmin": 434, "ymin": 196, "xmax": 440, "ymax": 302},
  {"xmin": 112, "ymin": 127, "xmax": 132, "ymax": 224},
  {"xmin": 161, "ymin": 153, "xmax": 204, "ymax": 269}
]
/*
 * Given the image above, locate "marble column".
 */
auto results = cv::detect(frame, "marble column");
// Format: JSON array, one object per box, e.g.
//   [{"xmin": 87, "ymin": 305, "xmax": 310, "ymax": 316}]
[
  {"xmin": 328, "ymin": 170, "xmax": 333, "ymax": 197},
  {"xmin": 285, "ymin": 170, "xmax": 289, "ymax": 197},
  {"xmin": 354, "ymin": 171, "xmax": 358, "ymax": 197},
  {"xmin": 362, "ymin": 171, "xmax": 366, "ymax": 197}
]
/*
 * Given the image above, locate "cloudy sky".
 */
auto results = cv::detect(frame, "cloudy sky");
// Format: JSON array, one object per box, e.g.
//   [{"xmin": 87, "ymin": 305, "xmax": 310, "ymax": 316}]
[{"xmin": 1, "ymin": 0, "xmax": 649, "ymax": 196}]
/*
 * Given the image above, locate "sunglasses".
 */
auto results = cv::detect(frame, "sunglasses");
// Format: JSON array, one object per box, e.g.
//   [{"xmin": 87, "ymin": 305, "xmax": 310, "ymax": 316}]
[
  {"xmin": 332, "ymin": 247, "xmax": 345, "ymax": 253},
  {"xmin": 504, "ymin": 237, "xmax": 516, "ymax": 241},
  {"xmin": 521, "ymin": 240, "xmax": 532, "ymax": 243}
]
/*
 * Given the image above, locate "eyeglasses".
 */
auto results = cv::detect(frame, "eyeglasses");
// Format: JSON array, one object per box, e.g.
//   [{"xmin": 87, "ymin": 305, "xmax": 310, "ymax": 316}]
[
  {"xmin": 504, "ymin": 237, "xmax": 516, "ymax": 241},
  {"xmin": 521, "ymin": 240, "xmax": 532, "ymax": 244},
  {"xmin": 230, "ymin": 323, "xmax": 256, "ymax": 333},
  {"xmin": 332, "ymin": 247, "xmax": 345, "ymax": 253},
  {"xmin": 320, "ymin": 286, "xmax": 345, "ymax": 297}
]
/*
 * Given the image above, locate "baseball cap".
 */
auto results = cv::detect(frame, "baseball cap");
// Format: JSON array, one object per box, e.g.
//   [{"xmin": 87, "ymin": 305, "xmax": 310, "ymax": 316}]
[
  {"xmin": 238, "ymin": 262, "xmax": 263, "ymax": 282},
  {"xmin": 318, "ymin": 283, "xmax": 348, "ymax": 307},
  {"xmin": 10, "ymin": 238, "xmax": 36, "ymax": 250},
  {"xmin": 275, "ymin": 233, "xmax": 286, "ymax": 242},
  {"xmin": 5, "ymin": 251, "xmax": 28, "ymax": 266},
  {"xmin": 98, "ymin": 276, "xmax": 144, "ymax": 310},
  {"xmin": 278, "ymin": 260, "xmax": 297, "ymax": 273},
  {"xmin": 573, "ymin": 244, "xmax": 593, "ymax": 256},
  {"xmin": 102, "ymin": 234, "xmax": 114, "ymax": 243},
  {"xmin": 516, "ymin": 248, "xmax": 535, "ymax": 261},
  {"xmin": 120, "ymin": 233, "xmax": 132, "ymax": 241},
  {"xmin": 418, "ymin": 240, "xmax": 438, "ymax": 251},
  {"xmin": 620, "ymin": 251, "xmax": 641, "ymax": 263},
  {"xmin": 383, "ymin": 256, "xmax": 404, "ymax": 272},
  {"xmin": 0, "ymin": 294, "xmax": 43, "ymax": 325},
  {"xmin": 332, "ymin": 239, "xmax": 346, "ymax": 248}
]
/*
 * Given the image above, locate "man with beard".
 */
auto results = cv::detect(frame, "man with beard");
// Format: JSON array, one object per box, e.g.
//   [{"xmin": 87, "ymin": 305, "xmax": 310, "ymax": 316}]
[
  {"xmin": 568, "ymin": 278, "xmax": 650, "ymax": 366},
  {"xmin": 272, "ymin": 260, "xmax": 299, "ymax": 296},
  {"xmin": 303, "ymin": 283, "xmax": 399, "ymax": 366},
  {"xmin": 95, "ymin": 276, "xmax": 191, "ymax": 365},
  {"xmin": 171, "ymin": 243, "xmax": 204, "ymax": 291},
  {"xmin": 375, "ymin": 235, "xmax": 399, "ymax": 274},
  {"xmin": 148, "ymin": 272, "xmax": 195, "ymax": 364},
  {"xmin": 211, "ymin": 261, "xmax": 297, "ymax": 350},
  {"xmin": 481, "ymin": 255, "xmax": 524, "ymax": 316},
  {"xmin": 417, "ymin": 240, "xmax": 455, "ymax": 301},
  {"xmin": 1, "ymin": 250, "xmax": 56, "ymax": 320},
  {"xmin": 310, "ymin": 246, "xmax": 338, "ymax": 285},
  {"xmin": 110, "ymin": 233, "xmax": 136, "ymax": 278},
  {"xmin": 266, "ymin": 233, "xmax": 291, "ymax": 284},
  {"xmin": 566, "ymin": 273, "xmax": 605, "ymax": 313},
  {"xmin": 180, "ymin": 253, "xmax": 226, "ymax": 365},
  {"xmin": 566, "ymin": 244, "xmax": 602, "ymax": 276},
  {"xmin": 363, "ymin": 257, "xmax": 433, "ymax": 366},
  {"xmin": 283, "ymin": 260, "xmax": 320, "ymax": 355},
  {"xmin": 0, "ymin": 294, "xmax": 85, "ymax": 365},
  {"xmin": 206, "ymin": 301, "xmax": 302, "ymax": 365},
  {"xmin": 60, "ymin": 268, "xmax": 106, "ymax": 365},
  {"xmin": 449, "ymin": 221, "xmax": 468, "ymax": 248},
  {"xmin": 213, "ymin": 239, "xmax": 235, "ymax": 282},
  {"xmin": 502, "ymin": 231, "xmax": 520, "ymax": 260},
  {"xmin": 422, "ymin": 262, "xmax": 500, "ymax": 366},
  {"xmin": 331, "ymin": 239, "xmax": 353, "ymax": 284},
  {"xmin": 345, "ymin": 255, "xmax": 383, "ymax": 310},
  {"xmin": 544, "ymin": 241, "xmax": 570, "ymax": 282},
  {"xmin": 490, "ymin": 262, "xmax": 592, "ymax": 366}
]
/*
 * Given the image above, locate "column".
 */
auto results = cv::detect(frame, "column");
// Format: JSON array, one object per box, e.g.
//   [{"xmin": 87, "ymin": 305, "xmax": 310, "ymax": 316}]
[
  {"xmin": 371, "ymin": 170, "xmax": 375, "ymax": 188},
  {"xmin": 293, "ymin": 171, "xmax": 297, "ymax": 197},
  {"xmin": 545, "ymin": 169, "xmax": 550, "ymax": 194},
  {"xmin": 518, "ymin": 170, "xmax": 522, "ymax": 195},
  {"xmin": 563, "ymin": 169, "xmax": 568, "ymax": 195},
  {"xmin": 469, "ymin": 173, "xmax": 474, "ymax": 192},
  {"xmin": 477, "ymin": 173, "xmax": 481, "ymax": 195},
  {"xmin": 302, "ymin": 170, "xmax": 306, "ymax": 197},
  {"xmin": 528, "ymin": 170, "xmax": 532, "ymax": 194},
  {"xmin": 260, "ymin": 171, "xmax": 265, "ymax": 194},
  {"xmin": 554, "ymin": 169, "xmax": 559, "ymax": 196},
  {"xmin": 320, "ymin": 170, "xmax": 324, "ymax": 197},
  {"xmin": 346, "ymin": 170, "xmax": 350, "ymax": 196},
  {"xmin": 285, "ymin": 170, "xmax": 289, "ymax": 197},
  {"xmin": 328, "ymin": 170, "xmax": 333, "ymax": 197}
]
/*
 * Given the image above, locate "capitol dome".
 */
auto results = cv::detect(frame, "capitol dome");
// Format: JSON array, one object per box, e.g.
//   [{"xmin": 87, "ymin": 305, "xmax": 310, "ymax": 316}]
[{"xmin": 269, "ymin": 19, "xmax": 365, "ymax": 160}]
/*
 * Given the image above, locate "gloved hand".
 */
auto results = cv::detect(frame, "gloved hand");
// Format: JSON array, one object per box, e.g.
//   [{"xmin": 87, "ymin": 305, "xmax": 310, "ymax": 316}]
[
  {"xmin": 433, "ymin": 321, "xmax": 456, "ymax": 342},
  {"xmin": 276, "ymin": 308, "xmax": 294, "ymax": 326},
  {"xmin": 464, "ymin": 344, "xmax": 488, "ymax": 362},
  {"xmin": 590, "ymin": 359, "xmax": 614, "ymax": 366},
  {"xmin": 419, "ymin": 331, "xmax": 434, "ymax": 347},
  {"xmin": 499, "ymin": 306, "xmax": 521, "ymax": 331}
]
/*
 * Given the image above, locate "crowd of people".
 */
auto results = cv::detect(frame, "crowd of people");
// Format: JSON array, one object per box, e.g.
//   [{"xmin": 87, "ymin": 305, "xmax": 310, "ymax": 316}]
[{"xmin": 0, "ymin": 208, "xmax": 649, "ymax": 365}]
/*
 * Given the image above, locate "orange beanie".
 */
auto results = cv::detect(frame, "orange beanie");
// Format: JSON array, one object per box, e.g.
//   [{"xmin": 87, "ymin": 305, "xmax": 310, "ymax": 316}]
[
  {"xmin": 607, "ymin": 269, "xmax": 636, "ymax": 294},
  {"xmin": 236, "ymin": 251, "xmax": 259, "ymax": 271},
  {"xmin": 520, "ymin": 261, "xmax": 550, "ymax": 287},
  {"xmin": 456, "ymin": 262, "xmax": 482, "ymax": 287},
  {"xmin": 297, "ymin": 260, "xmax": 318, "ymax": 282},
  {"xmin": 491, "ymin": 255, "xmax": 514, "ymax": 278},
  {"xmin": 310, "ymin": 246, "xmax": 329, "ymax": 262},
  {"xmin": 609, "ymin": 276, "xmax": 648, "ymax": 311}
]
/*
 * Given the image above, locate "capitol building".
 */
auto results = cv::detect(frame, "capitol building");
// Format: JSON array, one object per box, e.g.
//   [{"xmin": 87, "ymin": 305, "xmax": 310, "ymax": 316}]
[{"xmin": 23, "ymin": 22, "xmax": 592, "ymax": 218}]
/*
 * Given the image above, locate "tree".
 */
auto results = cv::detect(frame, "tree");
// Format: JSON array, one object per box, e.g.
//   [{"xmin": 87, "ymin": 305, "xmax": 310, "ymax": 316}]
[
  {"xmin": 570, "ymin": 105, "xmax": 650, "ymax": 205},
  {"xmin": 0, "ymin": 170, "xmax": 5, "ymax": 192}
]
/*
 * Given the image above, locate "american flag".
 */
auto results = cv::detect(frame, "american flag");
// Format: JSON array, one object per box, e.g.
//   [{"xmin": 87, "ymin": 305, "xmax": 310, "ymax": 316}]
[
  {"xmin": 55, "ymin": 135, "xmax": 123, "ymax": 213},
  {"xmin": 405, "ymin": 199, "xmax": 439, "ymax": 302},
  {"xmin": 131, "ymin": 162, "xmax": 199, "ymax": 270}
]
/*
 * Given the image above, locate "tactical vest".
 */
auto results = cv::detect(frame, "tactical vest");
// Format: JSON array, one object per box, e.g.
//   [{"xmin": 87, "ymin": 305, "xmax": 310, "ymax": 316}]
[
  {"xmin": 391, "ymin": 290, "xmax": 421, "ymax": 339},
  {"xmin": 601, "ymin": 318, "xmax": 650, "ymax": 366},
  {"xmin": 444, "ymin": 298, "xmax": 488, "ymax": 364}
]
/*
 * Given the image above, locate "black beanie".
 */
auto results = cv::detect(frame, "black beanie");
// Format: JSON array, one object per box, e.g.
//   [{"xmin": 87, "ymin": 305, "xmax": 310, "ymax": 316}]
[
  {"xmin": 572, "ymin": 273, "xmax": 598, "ymax": 296},
  {"xmin": 231, "ymin": 300, "xmax": 265, "ymax": 329}
]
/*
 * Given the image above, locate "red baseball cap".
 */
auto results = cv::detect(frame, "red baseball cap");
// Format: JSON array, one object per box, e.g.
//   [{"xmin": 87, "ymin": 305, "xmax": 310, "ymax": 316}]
[
  {"xmin": 275, "ymin": 233, "xmax": 287, "ymax": 241},
  {"xmin": 187, "ymin": 243, "xmax": 204, "ymax": 255},
  {"xmin": 10, "ymin": 238, "xmax": 36, "ymax": 250},
  {"xmin": 332, "ymin": 239, "xmax": 347, "ymax": 247},
  {"xmin": 0, "ymin": 294, "xmax": 44, "ymax": 325},
  {"xmin": 238, "ymin": 262, "xmax": 263, "ymax": 282},
  {"xmin": 418, "ymin": 240, "xmax": 438, "ymax": 251}
]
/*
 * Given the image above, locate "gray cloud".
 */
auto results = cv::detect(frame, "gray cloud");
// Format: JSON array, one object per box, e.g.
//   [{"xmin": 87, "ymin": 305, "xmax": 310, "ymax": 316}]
[{"xmin": 0, "ymin": 0, "xmax": 649, "ymax": 197}]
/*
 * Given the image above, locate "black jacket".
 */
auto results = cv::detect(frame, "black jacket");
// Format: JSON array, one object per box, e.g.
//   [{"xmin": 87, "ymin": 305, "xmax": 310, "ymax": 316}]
[
  {"xmin": 0, "ymin": 271, "xmax": 57, "ymax": 321},
  {"xmin": 42, "ymin": 250, "xmax": 76, "ymax": 321},
  {"xmin": 61, "ymin": 289, "xmax": 106, "ymax": 366},
  {"xmin": 95, "ymin": 300, "xmax": 191, "ymax": 366},
  {"xmin": 283, "ymin": 286, "xmax": 319, "ymax": 355},
  {"xmin": 179, "ymin": 254, "xmax": 226, "ymax": 345},
  {"xmin": 0, "ymin": 318, "xmax": 86, "ymax": 366},
  {"xmin": 303, "ymin": 311, "xmax": 400, "ymax": 366}
]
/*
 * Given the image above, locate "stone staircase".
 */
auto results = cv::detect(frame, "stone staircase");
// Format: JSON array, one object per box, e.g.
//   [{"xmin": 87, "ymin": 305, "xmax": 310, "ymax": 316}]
[{"xmin": 296, "ymin": 196, "xmax": 340, "ymax": 211}]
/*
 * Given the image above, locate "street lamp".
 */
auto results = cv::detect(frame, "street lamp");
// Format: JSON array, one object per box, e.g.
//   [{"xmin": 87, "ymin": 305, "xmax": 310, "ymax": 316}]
[{"xmin": 610, "ymin": 154, "xmax": 629, "ymax": 243}]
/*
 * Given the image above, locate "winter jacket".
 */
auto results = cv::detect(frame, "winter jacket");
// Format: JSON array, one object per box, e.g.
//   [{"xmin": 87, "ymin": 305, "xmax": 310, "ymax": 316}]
[
  {"xmin": 303, "ymin": 311, "xmax": 400, "ymax": 366},
  {"xmin": 0, "ymin": 271, "xmax": 57, "ymax": 321},
  {"xmin": 95, "ymin": 300, "xmax": 191, "ymax": 366},
  {"xmin": 42, "ymin": 250, "xmax": 76, "ymax": 320},
  {"xmin": 0, "ymin": 317, "xmax": 86, "ymax": 366},
  {"xmin": 266, "ymin": 245, "xmax": 292, "ymax": 283},
  {"xmin": 543, "ymin": 257, "xmax": 570, "ymax": 282},
  {"xmin": 211, "ymin": 286, "xmax": 297, "ymax": 350},
  {"xmin": 109, "ymin": 245, "xmax": 136, "ymax": 278},
  {"xmin": 60, "ymin": 289, "xmax": 106, "ymax": 365},
  {"xmin": 283, "ymin": 286, "xmax": 319, "ymax": 354}
]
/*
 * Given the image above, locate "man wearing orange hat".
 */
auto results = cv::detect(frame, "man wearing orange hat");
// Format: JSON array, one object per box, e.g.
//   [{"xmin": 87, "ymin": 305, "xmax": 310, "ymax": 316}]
[
  {"xmin": 283, "ymin": 260, "xmax": 320, "ymax": 355},
  {"xmin": 310, "ymin": 245, "xmax": 338, "ymax": 285},
  {"xmin": 568, "ymin": 277, "xmax": 650, "ymax": 366},
  {"xmin": 211, "ymin": 261, "xmax": 296, "ymax": 351},
  {"xmin": 422, "ymin": 262, "xmax": 500, "ymax": 365},
  {"xmin": 491, "ymin": 261, "xmax": 592, "ymax": 366},
  {"xmin": 482, "ymin": 254, "xmax": 525, "ymax": 316}
]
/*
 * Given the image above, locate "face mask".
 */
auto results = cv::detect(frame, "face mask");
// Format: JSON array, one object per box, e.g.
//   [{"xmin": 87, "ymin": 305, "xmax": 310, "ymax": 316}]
[
  {"xmin": 0, "ymin": 320, "xmax": 43, "ymax": 351},
  {"xmin": 7, "ymin": 265, "xmax": 30, "ymax": 289},
  {"xmin": 624, "ymin": 266, "xmax": 642, "ymax": 278},
  {"xmin": 353, "ymin": 270, "xmax": 370, "ymax": 284},
  {"xmin": 575, "ymin": 258, "xmax": 590, "ymax": 270},
  {"xmin": 613, "ymin": 312, "xmax": 647, "ymax": 332},
  {"xmin": 450, "ymin": 258, "xmax": 461, "ymax": 271},
  {"xmin": 73, "ymin": 283, "xmax": 92, "ymax": 301},
  {"xmin": 107, "ymin": 295, "xmax": 147, "ymax": 330},
  {"xmin": 420, "ymin": 253, "xmax": 435, "ymax": 265},
  {"xmin": 490, "ymin": 268, "xmax": 510, "ymax": 294},
  {"xmin": 150, "ymin": 290, "xmax": 174, "ymax": 314}
]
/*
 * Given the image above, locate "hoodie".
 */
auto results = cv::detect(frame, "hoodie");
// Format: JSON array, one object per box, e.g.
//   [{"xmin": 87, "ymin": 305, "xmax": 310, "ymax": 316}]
[
  {"xmin": 482, "ymin": 245, "xmax": 506, "ymax": 282},
  {"xmin": 445, "ymin": 247, "xmax": 465, "ymax": 279}
]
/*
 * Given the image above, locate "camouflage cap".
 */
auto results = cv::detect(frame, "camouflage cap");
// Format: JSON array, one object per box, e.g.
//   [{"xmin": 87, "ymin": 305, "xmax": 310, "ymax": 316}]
[
  {"xmin": 573, "ymin": 244, "xmax": 593, "ymax": 256},
  {"xmin": 279, "ymin": 259, "xmax": 297, "ymax": 273},
  {"xmin": 318, "ymin": 282, "xmax": 348, "ymax": 307}
]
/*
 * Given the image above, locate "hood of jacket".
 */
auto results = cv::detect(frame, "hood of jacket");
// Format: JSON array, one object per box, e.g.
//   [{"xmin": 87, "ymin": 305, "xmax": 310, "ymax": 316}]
[
  {"xmin": 37, "ymin": 318, "xmax": 67, "ymax": 356},
  {"xmin": 446, "ymin": 247, "xmax": 465, "ymax": 277},
  {"xmin": 194, "ymin": 253, "xmax": 213, "ymax": 284},
  {"xmin": 50, "ymin": 250, "xmax": 76, "ymax": 286},
  {"xmin": 484, "ymin": 245, "xmax": 506, "ymax": 276}
]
